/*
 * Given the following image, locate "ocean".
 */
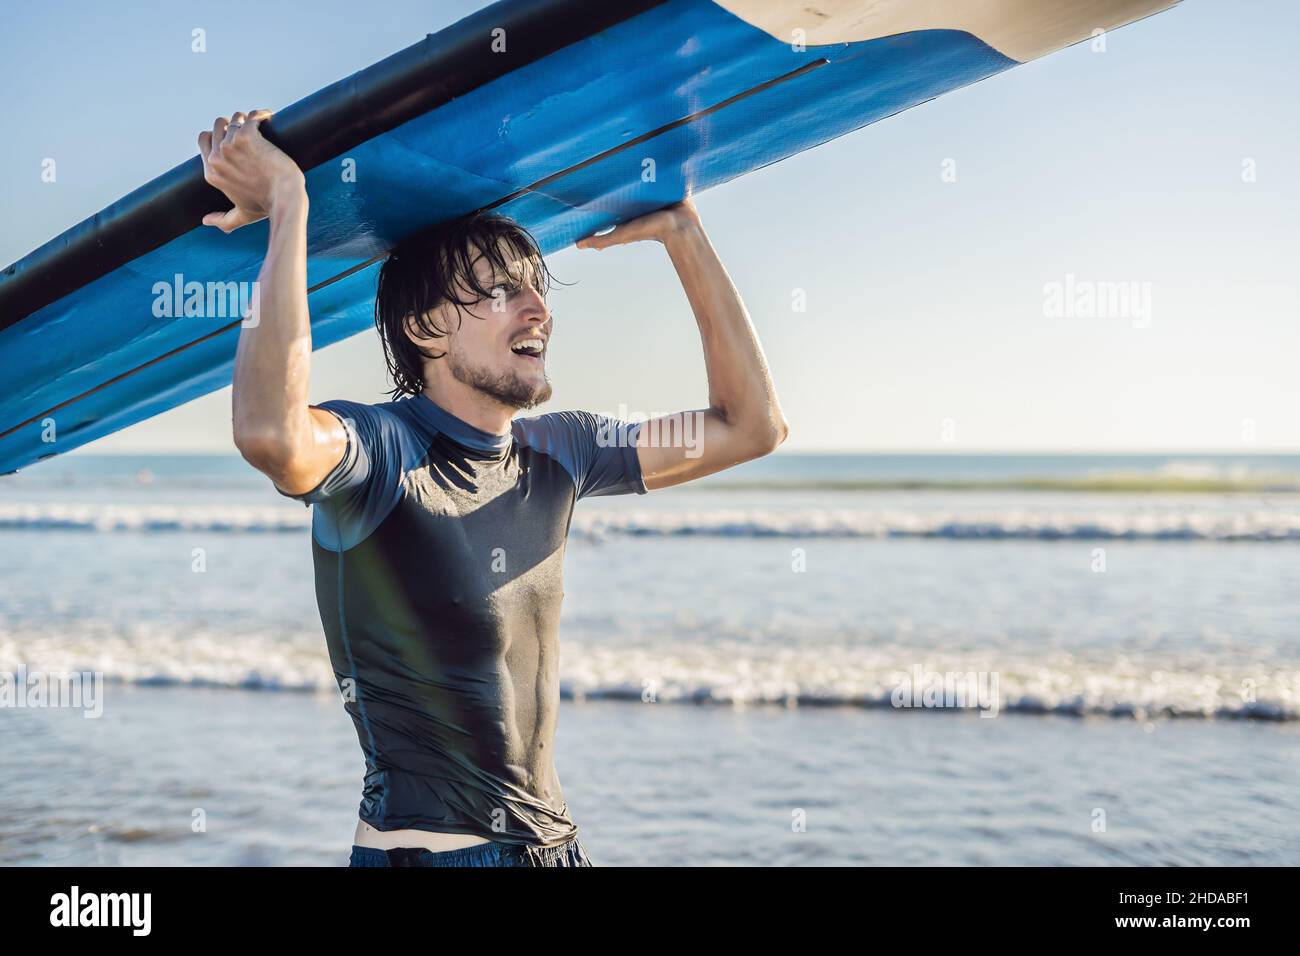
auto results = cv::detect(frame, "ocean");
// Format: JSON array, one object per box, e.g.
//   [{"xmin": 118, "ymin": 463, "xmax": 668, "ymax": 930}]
[{"xmin": 2, "ymin": 450, "xmax": 1298, "ymax": 865}]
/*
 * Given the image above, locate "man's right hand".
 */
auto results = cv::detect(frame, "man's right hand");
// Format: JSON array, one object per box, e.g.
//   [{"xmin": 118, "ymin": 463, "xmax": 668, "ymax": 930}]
[{"xmin": 198, "ymin": 110, "xmax": 305, "ymax": 233}]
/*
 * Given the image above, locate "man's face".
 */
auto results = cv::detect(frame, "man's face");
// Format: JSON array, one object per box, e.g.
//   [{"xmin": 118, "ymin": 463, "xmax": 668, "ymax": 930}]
[{"xmin": 416, "ymin": 240, "xmax": 553, "ymax": 410}]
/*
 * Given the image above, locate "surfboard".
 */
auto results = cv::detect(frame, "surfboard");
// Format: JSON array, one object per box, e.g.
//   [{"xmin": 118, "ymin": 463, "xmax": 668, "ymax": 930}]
[{"xmin": 0, "ymin": 0, "xmax": 1178, "ymax": 474}]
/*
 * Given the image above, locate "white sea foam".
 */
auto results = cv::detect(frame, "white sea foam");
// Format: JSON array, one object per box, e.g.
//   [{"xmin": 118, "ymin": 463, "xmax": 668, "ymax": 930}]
[
  {"xmin": 574, "ymin": 508, "xmax": 1300, "ymax": 541},
  {"xmin": 2, "ymin": 628, "xmax": 1294, "ymax": 721},
  {"xmin": 3, "ymin": 502, "xmax": 1300, "ymax": 541}
]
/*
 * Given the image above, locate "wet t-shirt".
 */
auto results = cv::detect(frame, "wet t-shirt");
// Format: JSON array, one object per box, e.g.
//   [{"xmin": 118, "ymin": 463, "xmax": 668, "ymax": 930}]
[{"xmin": 283, "ymin": 394, "xmax": 646, "ymax": 846}]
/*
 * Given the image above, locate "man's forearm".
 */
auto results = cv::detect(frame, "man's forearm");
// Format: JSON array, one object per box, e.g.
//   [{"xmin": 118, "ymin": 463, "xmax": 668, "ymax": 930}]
[
  {"xmin": 662, "ymin": 219, "xmax": 787, "ymax": 446},
  {"xmin": 231, "ymin": 184, "xmax": 314, "ymax": 464},
  {"xmin": 577, "ymin": 197, "xmax": 787, "ymax": 488}
]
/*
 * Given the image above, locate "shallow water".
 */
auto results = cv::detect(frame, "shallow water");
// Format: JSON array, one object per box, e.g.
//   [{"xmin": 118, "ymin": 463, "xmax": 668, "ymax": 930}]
[
  {"xmin": 3, "ymin": 686, "xmax": 1298, "ymax": 866},
  {"xmin": 2, "ymin": 452, "xmax": 1299, "ymax": 865}
]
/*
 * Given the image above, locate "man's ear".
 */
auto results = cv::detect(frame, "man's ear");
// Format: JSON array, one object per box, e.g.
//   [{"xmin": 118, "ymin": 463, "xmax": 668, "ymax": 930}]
[
  {"xmin": 404, "ymin": 306, "xmax": 455, "ymax": 347},
  {"xmin": 402, "ymin": 310, "xmax": 423, "ymax": 345}
]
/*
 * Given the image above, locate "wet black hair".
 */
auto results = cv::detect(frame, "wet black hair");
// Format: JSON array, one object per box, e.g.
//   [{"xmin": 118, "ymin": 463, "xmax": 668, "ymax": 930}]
[{"xmin": 374, "ymin": 212, "xmax": 558, "ymax": 398}]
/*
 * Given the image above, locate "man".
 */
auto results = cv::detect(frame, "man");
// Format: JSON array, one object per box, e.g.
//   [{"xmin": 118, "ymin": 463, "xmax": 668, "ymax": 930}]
[{"xmin": 199, "ymin": 109, "xmax": 788, "ymax": 867}]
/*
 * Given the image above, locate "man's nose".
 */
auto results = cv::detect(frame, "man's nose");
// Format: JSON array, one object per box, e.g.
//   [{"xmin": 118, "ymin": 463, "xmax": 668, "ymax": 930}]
[{"xmin": 517, "ymin": 286, "xmax": 549, "ymax": 324}]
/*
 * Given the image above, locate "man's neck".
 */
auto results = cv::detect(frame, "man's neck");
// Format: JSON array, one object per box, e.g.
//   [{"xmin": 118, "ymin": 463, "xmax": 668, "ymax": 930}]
[{"xmin": 420, "ymin": 381, "xmax": 514, "ymax": 436}]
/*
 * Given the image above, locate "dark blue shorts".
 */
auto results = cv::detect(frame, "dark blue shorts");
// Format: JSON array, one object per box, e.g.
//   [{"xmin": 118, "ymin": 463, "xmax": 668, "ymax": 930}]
[{"xmin": 348, "ymin": 835, "xmax": 592, "ymax": 867}]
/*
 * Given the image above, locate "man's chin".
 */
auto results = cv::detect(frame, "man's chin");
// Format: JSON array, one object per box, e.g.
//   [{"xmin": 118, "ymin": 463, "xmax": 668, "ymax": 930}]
[
  {"xmin": 447, "ymin": 355, "xmax": 551, "ymax": 410},
  {"xmin": 517, "ymin": 380, "xmax": 553, "ymax": 410},
  {"xmin": 479, "ymin": 375, "xmax": 552, "ymax": 411}
]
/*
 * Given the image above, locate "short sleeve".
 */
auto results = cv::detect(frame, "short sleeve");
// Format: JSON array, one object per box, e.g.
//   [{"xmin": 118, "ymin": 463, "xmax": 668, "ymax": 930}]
[
  {"xmin": 276, "ymin": 399, "xmax": 391, "ymax": 506},
  {"xmin": 513, "ymin": 410, "xmax": 649, "ymax": 499}
]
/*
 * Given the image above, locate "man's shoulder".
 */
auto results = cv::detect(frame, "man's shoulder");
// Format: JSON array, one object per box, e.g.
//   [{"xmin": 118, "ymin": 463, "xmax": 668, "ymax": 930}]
[
  {"xmin": 314, "ymin": 396, "xmax": 417, "ymax": 431},
  {"xmin": 512, "ymin": 410, "xmax": 647, "ymax": 498},
  {"xmin": 312, "ymin": 397, "xmax": 434, "ymax": 463},
  {"xmin": 512, "ymin": 409, "xmax": 594, "ymax": 435},
  {"xmin": 511, "ymin": 410, "xmax": 618, "ymax": 449}
]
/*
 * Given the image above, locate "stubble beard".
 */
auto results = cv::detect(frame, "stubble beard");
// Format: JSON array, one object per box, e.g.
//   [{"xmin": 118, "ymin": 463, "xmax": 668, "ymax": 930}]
[{"xmin": 447, "ymin": 350, "xmax": 553, "ymax": 411}]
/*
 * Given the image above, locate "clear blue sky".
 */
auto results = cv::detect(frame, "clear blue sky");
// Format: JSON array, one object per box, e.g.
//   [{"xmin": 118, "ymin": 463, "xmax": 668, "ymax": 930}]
[{"xmin": 3, "ymin": 0, "xmax": 1297, "ymax": 452}]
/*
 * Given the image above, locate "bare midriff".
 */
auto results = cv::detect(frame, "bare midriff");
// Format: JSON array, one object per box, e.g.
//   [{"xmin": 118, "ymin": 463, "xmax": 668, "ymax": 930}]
[{"xmin": 354, "ymin": 819, "xmax": 491, "ymax": 852}]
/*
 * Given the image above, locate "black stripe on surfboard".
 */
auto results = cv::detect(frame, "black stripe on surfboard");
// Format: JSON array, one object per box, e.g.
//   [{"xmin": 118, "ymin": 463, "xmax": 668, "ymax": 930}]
[
  {"xmin": 0, "ymin": 0, "xmax": 667, "ymax": 329},
  {"xmin": 0, "ymin": 59, "xmax": 830, "ymax": 448}
]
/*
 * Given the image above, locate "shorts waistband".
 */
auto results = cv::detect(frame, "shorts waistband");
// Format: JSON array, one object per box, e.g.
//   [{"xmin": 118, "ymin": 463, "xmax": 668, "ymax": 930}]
[{"xmin": 349, "ymin": 835, "xmax": 589, "ymax": 868}]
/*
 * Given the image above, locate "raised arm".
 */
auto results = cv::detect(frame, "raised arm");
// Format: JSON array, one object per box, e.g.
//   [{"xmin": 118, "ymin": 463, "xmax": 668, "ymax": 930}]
[
  {"xmin": 576, "ymin": 198, "xmax": 788, "ymax": 489},
  {"xmin": 198, "ymin": 110, "xmax": 348, "ymax": 495}
]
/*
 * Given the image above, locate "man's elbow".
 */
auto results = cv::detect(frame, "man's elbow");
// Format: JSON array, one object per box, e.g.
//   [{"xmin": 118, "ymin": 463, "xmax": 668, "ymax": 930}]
[
  {"xmin": 741, "ymin": 414, "xmax": 789, "ymax": 459},
  {"xmin": 773, "ymin": 415, "xmax": 790, "ymax": 449},
  {"xmin": 233, "ymin": 426, "xmax": 297, "ymax": 479}
]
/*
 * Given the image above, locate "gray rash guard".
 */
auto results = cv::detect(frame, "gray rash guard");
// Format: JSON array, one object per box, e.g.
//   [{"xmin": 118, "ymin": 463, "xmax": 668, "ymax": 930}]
[{"xmin": 283, "ymin": 394, "xmax": 646, "ymax": 847}]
